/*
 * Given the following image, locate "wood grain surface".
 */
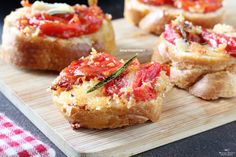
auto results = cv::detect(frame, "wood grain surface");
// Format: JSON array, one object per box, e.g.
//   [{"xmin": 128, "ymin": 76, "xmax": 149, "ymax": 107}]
[{"xmin": 0, "ymin": 1, "xmax": 236, "ymax": 156}]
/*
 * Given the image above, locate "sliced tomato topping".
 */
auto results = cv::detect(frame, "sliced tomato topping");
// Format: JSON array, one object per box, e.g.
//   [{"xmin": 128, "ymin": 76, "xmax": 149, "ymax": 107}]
[
  {"xmin": 53, "ymin": 53, "xmax": 170, "ymax": 102},
  {"xmin": 104, "ymin": 62, "xmax": 169, "ymax": 101},
  {"xmin": 202, "ymin": 30, "xmax": 236, "ymax": 57},
  {"xmin": 139, "ymin": 0, "xmax": 222, "ymax": 13},
  {"xmin": 139, "ymin": 0, "xmax": 173, "ymax": 5},
  {"xmin": 104, "ymin": 74, "xmax": 129, "ymax": 96},
  {"xmin": 164, "ymin": 24, "xmax": 206, "ymax": 44},
  {"xmin": 77, "ymin": 53, "xmax": 122, "ymax": 78},
  {"xmin": 163, "ymin": 23, "xmax": 236, "ymax": 58},
  {"xmin": 163, "ymin": 24, "xmax": 181, "ymax": 44},
  {"xmin": 18, "ymin": 5, "xmax": 104, "ymax": 39},
  {"xmin": 103, "ymin": 59, "xmax": 140, "ymax": 96},
  {"xmin": 55, "ymin": 53, "xmax": 122, "ymax": 90},
  {"xmin": 175, "ymin": 0, "xmax": 222, "ymax": 13},
  {"xmin": 133, "ymin": 63, "xmax": 169, "ymax": 102}
]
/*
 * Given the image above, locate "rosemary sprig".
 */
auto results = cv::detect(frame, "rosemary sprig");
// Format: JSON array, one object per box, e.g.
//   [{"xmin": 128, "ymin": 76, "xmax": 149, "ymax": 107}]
[{"xmin": 87, "ymin": 54, "xmax": 137, "ymax": 93}]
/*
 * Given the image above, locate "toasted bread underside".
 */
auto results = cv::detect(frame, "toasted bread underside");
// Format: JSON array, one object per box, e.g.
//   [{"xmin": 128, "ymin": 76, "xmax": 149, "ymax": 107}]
[
  {"xmin": 51, "ymin": 72, "xmax": 172, "ymax": 129},
  {"xmin": 170, "ymin": 65, "xmax": 236, "ymax": 100},
  {"xmin": 124, "ymin": 0, "xmax": 225, "ymax": 35},
  {"xmin": 189, "ymin": 71, "xmax": 236, "ymax": 100},
  {"xmin": 1, "ymin": 8, "xmax": 116, "ymax": 71}
]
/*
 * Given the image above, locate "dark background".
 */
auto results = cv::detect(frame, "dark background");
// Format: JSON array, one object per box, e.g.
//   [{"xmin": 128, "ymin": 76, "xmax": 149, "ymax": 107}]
[{"xmin": 0, "ymin": 1, "xmax": 236, "ymax": 157}]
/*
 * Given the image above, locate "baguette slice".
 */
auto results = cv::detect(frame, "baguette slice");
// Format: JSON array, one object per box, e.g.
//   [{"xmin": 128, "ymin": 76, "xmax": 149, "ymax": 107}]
[
  {"xmin": 189, "ymin": 70, "xmax": 236, "ymax": 100},
  {"xmin": 124, "ymin": 0, "xmax": 225, "ymax": 35},
  {"xmin": 50, "ymin": 50, "xmax": 172, "ymax": 129},
  {"xmin": 152, "ymin": 17, "xmax": 236, "ymax": 100},
  {"xmin": 1, "ymin": 1, "xmax": 116, "ymax": 71}
]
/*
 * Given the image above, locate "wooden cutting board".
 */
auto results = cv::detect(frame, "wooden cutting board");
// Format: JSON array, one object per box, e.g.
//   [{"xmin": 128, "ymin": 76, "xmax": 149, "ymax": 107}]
[{"xmin": 0, "ymin": 1, "xmax": 236, "ymax": 156}]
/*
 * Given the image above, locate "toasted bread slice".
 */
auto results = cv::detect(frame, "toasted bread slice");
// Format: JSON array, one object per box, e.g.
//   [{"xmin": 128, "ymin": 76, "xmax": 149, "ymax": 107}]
[
  {"xmin": 50, "ymin": 51, "xmax": 172, "ymax": 129},
  {"xmin": 152, "ymin": 17, "xmax": 236, "ymax": 100},
  {"xmin": 1, "ymin": 1, "xmax": 116, "ymax": 71},
  {"xmin": 124, "ymin": 0, "xmax": 225, "ymax": 35},
  {"xmin": 189, "ymin": 70, "xmax": 236, "ymax": 100},
  {"xmin": 170, "ymin": 66, "xmax": 206, "ymax": 89}
]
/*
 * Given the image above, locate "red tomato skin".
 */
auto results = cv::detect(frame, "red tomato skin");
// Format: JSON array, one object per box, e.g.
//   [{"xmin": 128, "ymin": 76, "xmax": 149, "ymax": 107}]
[
  {"xmin": 18, "ymin": 6, "xmax": 104, "ymax": 39},
  {"xmin": 163, "ymin": 24, "xmax": 236, "ymax": 58},
  {"xmin": 55, "ymin": 53, "xmax": 122, "ymax": 90},
  {"xmin": 133, "ymin": 86, "xmax": 157, "ymax": 102},
  {"xmin": 132, "ymin": 63, "xmax": 169, "ymax": 102},
  {"xmin": 139, "ymin": 0, "xmax": 222, "ymax": 13},
  {"xmin": 103, "ymin": 59, "xmax": 140, "ymax": 96},
  {"xmin": 163, "ymin": 24, "xmax": 181, "ymax": 44},
  {"xmin": 104, "ymin": 74, "xmax": 128, "ymax": 96},
  {"xmin": 139, "ymin": 0, "xmax": 173, "ymax": 5},
  {"xmin": 202, "ymin": 30, "xmax": 236, "ymax": 57}
]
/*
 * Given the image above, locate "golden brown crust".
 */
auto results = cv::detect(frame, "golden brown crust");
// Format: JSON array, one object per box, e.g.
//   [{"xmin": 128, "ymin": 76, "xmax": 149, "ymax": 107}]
[
  {"xmin": 189, "ymin": 71, "xmax": 236, "ymax": 100},
  {"xmin": 54, "ymin": 98, "xmax": 162, "ymax": 129},
  {"xmin": 170, "ymin": 66, "xmax": 206, "ymax": 89},
  {"xmin": 1, "ymin": 8, "xmax": 116, "ymax": 71},
  {"xmin": 124, "ymin": 0, "xmax": 225, "ymax": 35}
]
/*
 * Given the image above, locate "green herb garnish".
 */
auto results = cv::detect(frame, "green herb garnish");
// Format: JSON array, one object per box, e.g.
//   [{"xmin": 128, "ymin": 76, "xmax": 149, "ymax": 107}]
[
  {"xmin": 87, "ymin": 54, "xmax": 137, "ymax": 93},
  {"xmin": 177, "ymin": 25, "xmax": 187, "ymax": 41}
]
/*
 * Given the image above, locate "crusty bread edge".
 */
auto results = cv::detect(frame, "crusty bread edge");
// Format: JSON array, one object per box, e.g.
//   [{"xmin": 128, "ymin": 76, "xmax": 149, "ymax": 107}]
[
  {"xmin": 189, "ymin": 71, "xmax": 236, "ymax": 100},
  {"xmin": 1, "ymin": 8, "xmax": 116, "ymax": 71}
]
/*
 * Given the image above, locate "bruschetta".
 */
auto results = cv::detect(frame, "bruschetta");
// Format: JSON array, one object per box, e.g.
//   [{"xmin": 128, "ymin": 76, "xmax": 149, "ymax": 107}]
[
  {"xmin": 50, "ymin": 49, "xmax": 172, "ymax": 129},
  {"xmin": 1, "ymin": 0, "xmax": 115, "ymax": 71},
  {"xmin": 152, "ymin": 16, "xmax": 236, "ymax": 100},
  {"xmin": 124, "ymin": 0, "xmax": 225, "ymax": 35}
]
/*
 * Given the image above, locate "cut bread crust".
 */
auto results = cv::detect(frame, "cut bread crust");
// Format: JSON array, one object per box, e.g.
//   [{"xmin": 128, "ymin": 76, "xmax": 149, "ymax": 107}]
[
  {"xmin": 170, "ymin": 66, "xmax": 206, "ymax": 89},
  {"xmin": 170, "ymin": 65, "xmax": 236, "ymax": 100},
  {"xmin": 1, "ymin": 7, "xmax": 116, "ymax": 71},
  {"xmin": 189, "ymin": 71, "xmax": 236, "ymax": 100},
  {"xmin": 124, "ymin": 0, "xmax": 225, "ymax": 35},
  {"xmin": 152, "ymin": 23, "xmax": 236, "ymax": 100},
  {"xmin": 52, "ymin": 94, "xmax": 163, "ymax": 129}
]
